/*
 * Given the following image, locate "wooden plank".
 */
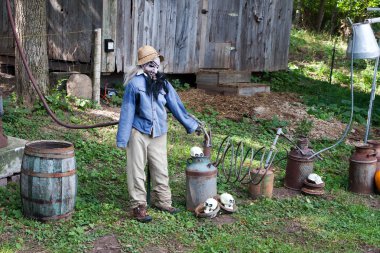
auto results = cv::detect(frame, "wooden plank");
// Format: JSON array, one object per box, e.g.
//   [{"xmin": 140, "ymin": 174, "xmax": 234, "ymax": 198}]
[
  {"xmin": 142, "ymin": 0, "xmax": 153, "ymax": 45},
  {"xmin": 202, "ymin": 42, "xmax": 230, "ymax": 69},
  {"xmin": 157, "ymin": 0, "xmax": 168, "ymax": 71},
  {"xmin": 198, "ymin": 0, "xmax": 208, "ymax": 69},
  {"xmin": 174, "ymin": 0, "xmax": 190, "ymax": 73},
  {"xmin": 115, "ymin": 0, "xmax": 129, "ymax": 72},
  {"xmin": 164, "ymin": 0, "xmax": 177, "ymax": 73},
  {"xmin": 47, "ymin": 0, "xmax": 64, "ymax": 61},
  {"xmin": 196, "ymin": 72, "xmax": 219, "ymax": 85},
  {"xmin": 198, "ymin": 82, "xmax": 270, "ymax": 96},
  {"xmin": 101, "ymin": 0, "xmax": 117, "ymax": 72},
  {"xmin": 208, "ymin": 0, "xmax": 239, "ymax": 43},
  {"xmin": 219, "ymin": 71, "xmax": 251, "ymax": 84}
]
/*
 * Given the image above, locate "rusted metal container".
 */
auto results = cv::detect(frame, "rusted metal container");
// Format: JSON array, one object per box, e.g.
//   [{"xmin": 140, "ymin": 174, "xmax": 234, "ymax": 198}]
[
  {"xmin": 349, "ymin": 144, "xmax": 377, "ymax": 194},
  {"xmin": 248, "ymin": 169, "xmax": 274, "ymax": 199},
  {"xmin": 367, "ymin": 140, "xmax": 380, "ymax": 172},
  {"xmin": 284, "ymin": 138, "xmax": 314, "ymax": 191},
  {"xmin": 21, "ymin": 140, "xmax": 77, "ymax": 221},
  {"xmin": 186, "ymin": 156, "xmax": 217, "ymax": 211}
]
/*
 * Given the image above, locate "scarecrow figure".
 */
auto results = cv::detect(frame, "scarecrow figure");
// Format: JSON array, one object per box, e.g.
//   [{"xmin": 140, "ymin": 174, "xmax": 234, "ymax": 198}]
[{"xmin": 116, "ymin": 45, "xmax": 200, "ymax": 222}]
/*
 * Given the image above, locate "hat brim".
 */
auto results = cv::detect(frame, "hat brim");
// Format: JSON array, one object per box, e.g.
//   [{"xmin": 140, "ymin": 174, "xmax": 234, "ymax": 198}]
[{"xmin": 138, "ymin": 54, "xmax": 165, "ymax": 66}]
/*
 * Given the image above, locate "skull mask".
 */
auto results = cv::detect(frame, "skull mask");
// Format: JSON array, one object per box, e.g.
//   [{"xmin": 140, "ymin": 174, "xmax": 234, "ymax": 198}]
[
  {"xmin": 220, "ymin": 193, "xmax": 235, "ymax": 211},
  {"xmin": 190, "ymin": 146, "xmax": 204, "ymax": 157},
  {"xmin": 142, "ymin": 57, "xmax": 160, "ymax": 80},
  {"xmin": 203, "ymin": 198, "xmax": 218, "ymax": 214}
]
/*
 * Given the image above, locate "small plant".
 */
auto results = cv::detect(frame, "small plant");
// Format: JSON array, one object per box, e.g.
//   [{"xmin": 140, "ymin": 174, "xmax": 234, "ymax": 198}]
[{"xmin": 295, "ymin": 118, "xmax": 314, "ymax": 137}]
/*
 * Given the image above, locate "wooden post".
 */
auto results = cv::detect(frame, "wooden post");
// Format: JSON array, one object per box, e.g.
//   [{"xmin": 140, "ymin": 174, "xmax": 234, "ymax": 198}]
[
  {"xmin": 102, "ymin": 0, "xmax": 117, "ymax": 73},
  {"xmin": 93, "ymin": 28, "xmax": 101, "ymax": 105}
]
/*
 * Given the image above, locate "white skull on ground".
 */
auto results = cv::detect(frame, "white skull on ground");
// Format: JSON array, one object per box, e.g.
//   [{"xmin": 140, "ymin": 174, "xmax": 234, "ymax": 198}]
[
  {"xmin": 190, "ymin": 146, "xmax": 204, "ymax": 157},
  {"xmin": 203, "ymin": 198, "xmax": 218, "ymax": 214},
  {"xmin": 220, "ymin": 193, "xmax": 235, "ymax": 211},
  {"xmin": 307, "ymin": 173, "xmax": 323, "ymax": 185}
]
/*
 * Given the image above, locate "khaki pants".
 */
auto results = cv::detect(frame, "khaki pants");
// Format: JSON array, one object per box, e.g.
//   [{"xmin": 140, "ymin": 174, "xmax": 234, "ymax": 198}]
[{"xmin": 126, "ymin": 128, "xmax": 172, "ymax": 208}]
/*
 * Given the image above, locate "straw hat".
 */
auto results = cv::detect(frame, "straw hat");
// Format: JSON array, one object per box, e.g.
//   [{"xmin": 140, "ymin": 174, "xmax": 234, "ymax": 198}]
[{"xmin": 137, "ymin": 45, "xmax": 164, "ymax": 65}]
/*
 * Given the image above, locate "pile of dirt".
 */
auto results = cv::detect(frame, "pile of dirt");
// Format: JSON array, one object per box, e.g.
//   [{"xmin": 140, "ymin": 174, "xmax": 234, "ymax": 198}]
[{"xmin": 179, "ymin": 89, "xmax": 359, "ymax": 141}]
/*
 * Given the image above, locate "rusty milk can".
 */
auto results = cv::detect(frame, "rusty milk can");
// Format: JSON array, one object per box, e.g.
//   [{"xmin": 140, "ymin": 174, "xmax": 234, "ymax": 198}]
[
  {"xmin": 284, "ymin": 138, "xmax": 315, "ymax": 190},
  {"xmin": 367, "ymin": 140, "xmax": 380, "ymax": 172},
  {"xmin": 349, "ymin": 144, "xmax": 377, "ymax": 194},
  {"xmin": 186, "ymin": 156, "xmax": 217, "ymax": 211}
]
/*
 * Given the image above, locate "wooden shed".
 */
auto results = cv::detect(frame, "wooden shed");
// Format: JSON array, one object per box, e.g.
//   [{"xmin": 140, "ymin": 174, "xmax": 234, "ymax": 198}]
[{"xmin": 0, "ymin": 0, "xmax": 293, "ymax": 74}]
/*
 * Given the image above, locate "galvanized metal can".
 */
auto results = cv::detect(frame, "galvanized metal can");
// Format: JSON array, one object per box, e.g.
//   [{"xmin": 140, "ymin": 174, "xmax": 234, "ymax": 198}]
[
  {"xmin": 248, "ymin": 169, "xmax": 274, "ymax": 199},
  {"xmin": 186, "ymin": 156, "xmax": 217, "ymax": 211},
  {"xmin": 349, "ymin": 144, "xmax": 377, "ymax": 194},
  {"xmin": 284, "ymin": 138, "xmax": 314, "ymax": 191},
  {"xmin": 367, "ymin": 140, "xmax": 380, "ymax": 172}
]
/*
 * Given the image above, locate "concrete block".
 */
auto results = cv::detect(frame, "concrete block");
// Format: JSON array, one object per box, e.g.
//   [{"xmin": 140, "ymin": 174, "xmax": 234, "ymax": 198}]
[
  {"xmin": 67, "ymin": 74, "xmax": 93, "ymax": 99},
  {"xmin": 196, "ymin": 71, "xmax": 251, "ymax": 85},
  {"xmin": 0, "ymin": 136, "xmax": 28, "ymax": 179},
  {"xmin": 198, "ymin": 83, "xmax": 270, "ymax": 97}
]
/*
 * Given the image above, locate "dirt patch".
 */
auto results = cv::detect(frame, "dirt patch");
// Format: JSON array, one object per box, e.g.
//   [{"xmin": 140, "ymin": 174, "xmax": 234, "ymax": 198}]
[
  {"xmin": 91, "ymin": 235, "xmax": 122, "ymax": 253},
  {"xmin": 180, "ymin": 89, "xmax": 360, "ymax": 141},
  {"xmin": 272, "ymin": 187, "xmax": 301, "ymax": 199},
  {"xmin": 284, "ymin": 220, "xmax": 307, "ymax": 234},
  {"xmin": 210, "ymin": 214, "xmax": 237, "ymax": 226},
  {"xmin": 359, "ymin": 244, "xmax": 380, "ymax": 253}
]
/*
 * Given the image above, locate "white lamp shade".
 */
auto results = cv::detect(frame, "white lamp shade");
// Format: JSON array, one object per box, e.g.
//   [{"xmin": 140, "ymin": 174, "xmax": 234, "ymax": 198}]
[{"xmin": 347, "ymin": 22, "xmax": 380, "ymax": 59}]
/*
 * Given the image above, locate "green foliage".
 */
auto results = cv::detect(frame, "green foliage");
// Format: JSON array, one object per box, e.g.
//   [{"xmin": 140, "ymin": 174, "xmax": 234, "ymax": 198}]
[
  {"xmin": 169, "ymin": 79, "xmax": 190, "ymax": 91},
  {"xmin": 295, "ymin": 118, "xmax": 314, "ymax": 137},
  {"xmin": 294, "ymin": 0, "xmax": 380, "ymax": 33}
]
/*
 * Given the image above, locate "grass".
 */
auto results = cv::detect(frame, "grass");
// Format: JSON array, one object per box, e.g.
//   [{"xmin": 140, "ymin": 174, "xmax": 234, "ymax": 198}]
[{"xmin": 0, "ymin": 28, "xmax": 379, "ymax": 252}]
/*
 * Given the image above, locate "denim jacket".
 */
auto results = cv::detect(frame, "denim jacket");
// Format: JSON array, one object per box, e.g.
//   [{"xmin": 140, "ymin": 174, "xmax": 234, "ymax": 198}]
[{"xmin": 116, "ymin": 74, "xmax": 198, "ymax": 148}]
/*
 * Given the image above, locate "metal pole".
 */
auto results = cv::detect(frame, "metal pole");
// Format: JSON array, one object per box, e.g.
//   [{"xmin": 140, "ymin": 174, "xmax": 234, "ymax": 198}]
[
  {"xmin": 364, "ymin": 56, "xmax": 379, "ymax": 143},
  {"xmin": 93, "ymin": 28, "xmax": 101, "ymax": 105}
]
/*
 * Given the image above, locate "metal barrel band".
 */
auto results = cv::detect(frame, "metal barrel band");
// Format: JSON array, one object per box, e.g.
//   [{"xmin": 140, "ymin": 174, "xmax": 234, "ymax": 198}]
[
  {"xmin": 185, "ymin": 170, "xmax": 217, "ymax": 177},
  {"xmin": 350, "ymin": 159, "xmax": 377, "ymax": 164},
  {"xmin": 21, "ymin": 194, "xmax": 73, "ymax": 204},
  {"xmin": 24, "ymin": 150, "xmax": 74, "ymax": 159},
  {"xmin": 21, "ymin": 169, "xmax": 76, "ymax": 178}
]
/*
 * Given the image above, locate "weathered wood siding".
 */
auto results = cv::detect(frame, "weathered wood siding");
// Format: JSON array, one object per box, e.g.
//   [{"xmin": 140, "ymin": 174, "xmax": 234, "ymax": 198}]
[
  {"xmin": 118, "ymin": 0, "xmax": 200, "ymax": 73},
  {"xmin": 47, "ymin": 0, "xmax": 102, "ymax": 62},
  {"xmin": 0, "ymin": 0, "xmax": 14, "ymax": 56},
  {"xmin": 121, "ymin": 0, "xmax": 292, "ymax": 73},
  {"xmin": 0, "ymin": 0, "xmax": 293, "ymax": 73}
]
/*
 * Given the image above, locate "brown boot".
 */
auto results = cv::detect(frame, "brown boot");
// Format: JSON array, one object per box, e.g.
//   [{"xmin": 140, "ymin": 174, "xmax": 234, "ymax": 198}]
[{"xmin": 132, "ymin": 204, "xmax": 152, "ymax": 223}]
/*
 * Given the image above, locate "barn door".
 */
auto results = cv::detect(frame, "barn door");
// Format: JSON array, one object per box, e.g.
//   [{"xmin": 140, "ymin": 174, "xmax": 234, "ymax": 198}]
[{"xmin": 199, "ymin": 0, "xmax": 240, "ymax": 69}]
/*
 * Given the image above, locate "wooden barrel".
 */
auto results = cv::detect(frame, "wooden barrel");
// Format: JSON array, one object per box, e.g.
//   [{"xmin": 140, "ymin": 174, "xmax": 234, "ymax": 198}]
[{"xmin": 21, "ymin": 140, "xmax": 77, "ymax": 221}]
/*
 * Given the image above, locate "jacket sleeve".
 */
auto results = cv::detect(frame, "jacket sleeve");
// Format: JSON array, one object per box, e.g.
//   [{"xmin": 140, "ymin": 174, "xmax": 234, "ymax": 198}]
[
  {"xmin": 164, "ymin": 81, "xmax": 198, "ymax": 134},
  {"xmin": 116, "ymin": 83, "xmax": 136, "ymax": 148}
]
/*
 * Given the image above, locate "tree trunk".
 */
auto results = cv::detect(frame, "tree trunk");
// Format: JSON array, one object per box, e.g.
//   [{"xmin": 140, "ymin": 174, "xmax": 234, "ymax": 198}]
[
  {"xmin": 294, "ymin": 0, "xmax": 302, "ymax": 27},
  {"xmin": 316, "ymin": 0, "xmax": 326, "ymax": 32},
  {"xmin": 15, "ymin": 0, "xmax": 48, "ymax": 106},
  {"xmin": 330, "ymin": 2, "xmax": 338, "ymax": 35}
]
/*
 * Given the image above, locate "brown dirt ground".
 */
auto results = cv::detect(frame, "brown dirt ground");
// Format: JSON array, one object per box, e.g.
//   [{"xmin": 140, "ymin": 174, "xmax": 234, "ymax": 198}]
[{"xmin": 179, "ymin": 89, "xmax": 375, "ymax": 142}]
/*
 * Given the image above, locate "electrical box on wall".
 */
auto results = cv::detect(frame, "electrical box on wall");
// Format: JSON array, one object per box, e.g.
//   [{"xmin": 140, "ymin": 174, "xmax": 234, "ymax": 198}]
[{"xmin": 104, "ymin": 39, "xmax": 114, "ymax": 53}]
